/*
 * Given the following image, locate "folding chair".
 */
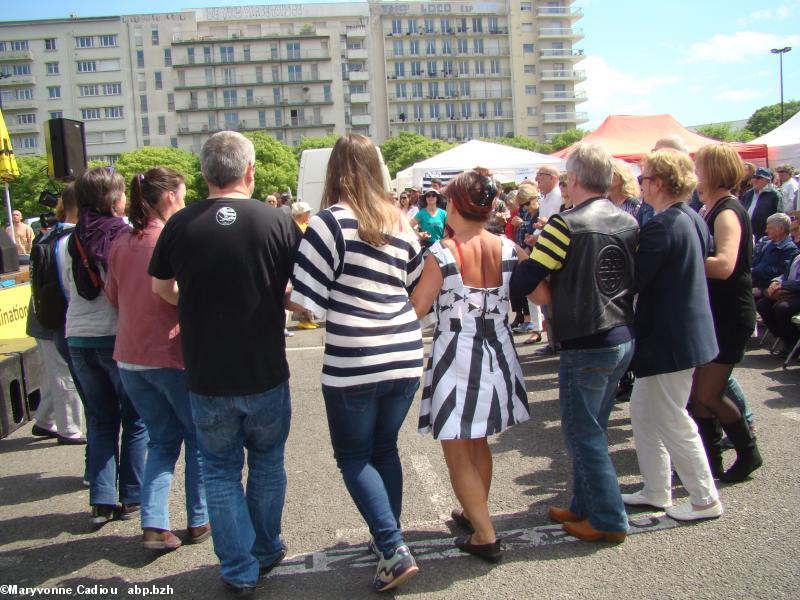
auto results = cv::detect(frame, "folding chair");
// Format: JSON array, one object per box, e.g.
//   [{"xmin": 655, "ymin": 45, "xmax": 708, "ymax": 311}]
[{"xmin": 783, "ymin": 314, "xmax": 800, "ymax": 369}]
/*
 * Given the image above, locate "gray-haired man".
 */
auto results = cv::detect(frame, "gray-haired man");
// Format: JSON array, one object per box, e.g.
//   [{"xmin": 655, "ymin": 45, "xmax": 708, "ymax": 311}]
[{"xmin": 149, "ymin": 131, "xmax": 301, "ymax": 596}]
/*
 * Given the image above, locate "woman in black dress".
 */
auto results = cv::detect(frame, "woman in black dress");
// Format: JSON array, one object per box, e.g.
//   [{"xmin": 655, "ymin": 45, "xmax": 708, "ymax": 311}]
[{"xmin": 691, "ymin": 143, "xmax": 762, "ymax": 483}]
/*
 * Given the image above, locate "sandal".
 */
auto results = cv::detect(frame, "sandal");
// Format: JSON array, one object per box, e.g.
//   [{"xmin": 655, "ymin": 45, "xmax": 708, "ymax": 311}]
[
  {"xmin": 450, "ymin": 509, "xmax": 474, "ymax": 530},
  {"xmin": 142, "ymin": 528, "xmax": 182, "ymax": 551},
  {"xmin": 455, "ymin": 535, "xmax": 503, "ymax": 563},
  {"xmin": 523, "ymin": 331, "xmax": 542, "ymax": 345}
]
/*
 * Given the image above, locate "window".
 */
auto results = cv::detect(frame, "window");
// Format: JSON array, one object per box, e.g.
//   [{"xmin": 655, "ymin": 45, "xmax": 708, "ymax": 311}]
[
  {"xmin": 154, "ymin": 72, "xmax": 162, "ymax": 90},
  {"xmin": 49, "ymin": 111, "xmax": 63, "ymax": 120},
  {"xmin": 158, "ymin": 115, "xmax": 166, "ymax": 135},
  {"xmin": 79, "ymin": 84, "xmax": 100, "ymax": 97},
  {"xmin": 15, "ymin": 88, "xmax": 34, "ymax": 100},
  {"xmin": 81, "ymin": 108, "xmax": 102, "ymax": 120},
  {"xmin": 100, "ymin": 35, "xmax": 117, "ymax": 47},
  {"xmin": 444, "ymin": 80, "xmax": 456, "ymax": 97},
  {"xmin": 134, "ymin": 28, "xmax": 143, "ymax": 47},
  {"xmin": 14, "ymin": 136, "xmax": 38, "ymax": 149},
  {"xmin": 523, "ymin": 43, "xmax": 535, "ymax": 54},
  {"xmin": 459, "ymin": 80, "xmax": 471, "ymax": 96},
  {"xmin": 522, "ymin": 23, "xmax": 534, "ymax": 32},
  {"xmin": 3, "ymin": 64, "xmax": 32, "ymax": 76},
  {"xmin": 170, "ymin": 137, "xmax": 178, "ymax": 148},
  {"xmin": 489, "ymin": 17, "xmax": 500, "ymax": 33},
  {"xmin": 457, "ymin": 39, "xmax": 468, "ymax": 54},
  {"xmin": 520, "ymin": 2, "xmax": 532, "ymax": 12},
  {"xmin": 426, "ymin": 39, "xmax": 436, "ymax": 55},
  {"xmin": 136, "ymin": 50, "xmax": 144, "ymax": 69},
  {"xmin": 46, "ymin": 62, "xmax": 59, "ymax": 75},
  {"xmin": 97, "ymin": 59, "xmax": 120, "ymax": 72},
  {"xmin": 11, "ymin": 40, "xmax": 29, "ymax": 51},
  {"xmin": 47, "ymin": 86, "xmax": 61, "ymax": 99},
  {"xmin": 105, "ymin": 106, "xmax": 123, "ymax": 119},
  {"xmin": 77, "ymin": 60, "xmax": 97, "ymax": 73},
  {"xmin": 223, "ymin": 89, "xmax": 237, "ymax": 107},
  {"xmin": 224, "ymin": 111, "xmax": 238, "ymax": 128},
  {"xmin": 220, "ymin": 46, "xmax": 234, "ymax": 63},
  {"xmin": 204, "ymin": 47, "xmax": 212, "ymax": 64},
  {"xmin": 287, "ymin": 42, "xmax": 300, "ymax": 60},
  {"xmin": 391, "ymin": 19, "xmax": 402, "ymax": 35},
  {"xmin": 490, "ymin": 59, "xmax": 501, "ymax": 74},
  {"xmin": 167, "ymin": 93, "xmax": 175, "ymax": 111},
  {"xmin": 424, "ymin": 18, "xmax": 435, "ymax": 33},
  {"xmin": 141, "ymin": 117, "xmax": 150, "ymax": 135},
  {"xmin": 411, "ymin": 82, "xmax": 423, "ymax": 98},
  {"xmin": 222, "ymin": 67, "xmax": 235, "ymax": 85},
  {"xmin": 151, "ymin": 28, "xmax": 160, "ymax": 46},
  {"xmin": 137, "ymin": 72, "xmax": 146, "ymax": 92},
  {"xmin": 393, "ymin": 40, "xmax": 403, "ymax": 56},
  {"xmin": 461, "ymin": 102, "xmax": 471, "ymax": 118},
  {"xmin": 164, "ymin": 48, "xmax": 172, "ymax": 67},
  {"xmin": 428, "ymin": 81, "xmax": 439, "ymax": 98},
  {"xmin": 409, "ymin": 40, "xmax": 420, "ymax": 55},
  {"xmin": 407, "ymin": 18, "xmax": 416, "ymax": 34},
  {"xmin": 45, "ymin": 38, "xmax": 57, "ymax": 51},
  {"xmin": 478, "ymin": 101, "xmax": 487, "ymax": 117},
  {"xmin": 527, "ymin": 126, "xmax": 539, "ymax": 136},
  {"xmin": 459, "ymin": 60, "xmax": 469, "ymax": 75},
  {"xmin": 527, "ymin": 106, "xmax": 537, "ymax": 116},
  {"xmin": 75, "ymin": 36, "xmax": 93, "ymax": 48},
  {"xmin": 524, "ymin": 64, "xmax": 535, "ymax": 74},
  {"xmin": 17, "ymin": 113, "xmax": 36, "ymax": 124},
  {"xmin": 427, "ymin": 60, "xmax": 437, "ymax": 75},
  {"xmin": 243, "ymin": 45, "xmax": 251, "ymax": 61},
  {"xmin": 441, "ymin": 18, "xmax": 451, "ymax": 33},
  {"xmin": 493, "ymin": 101, "xmax": 503, "ymax": 117},
  {"xmin": 473, "ymin": 39, "xmax": 484, "ymax": 54},
  {"xmin": 103, "ymin": 82, "xmax": 122, "ymax": 95},
  {"xmin": 494, "ymin": 122, "xmax": 505, "ymax": 137},
  {"xmin": 429, "ymin": 104, "xmax": 440, "ymax": 119},
  {"xmin": 394, "ymin": 82, "xmax": 407, "ymax": 98},
  {"xmin": 525, "ymin": 85, "xmax": 537, "ymax": 95},
  {"xmin": 474, "ymin": 60, "xmax": 484, "ymax": 75},
  {"xmin": 411, "ymin": 61, "xmax": 422, "ymax": 77},
  {"xmin": 472, "ymin": 18, "xmax": 483, "ymax": 33},
  {"xmin": 140, "ymin": 95, "xmax": 148, "ymax": 113},
  {"xmin": 393, "ymin": 62, "xmax": 404, "ymax": 78},
  {"xmin": 323, "ymin": 84, "xmax": 332, "ymax": 102},
  {"xmin": 442, "ymin": 40, "xmax": 452, "ymax": 54},
  {"xmin": 187, "ymin": 48, "xmax": 195, "ymax": 64},
  {"xmin": 445, "ymin": 103, "xmax": 455, "ymax": 119}
]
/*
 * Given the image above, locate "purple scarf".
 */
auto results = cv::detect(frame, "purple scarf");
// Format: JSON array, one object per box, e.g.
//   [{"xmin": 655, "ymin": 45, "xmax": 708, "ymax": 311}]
[{"xmin": 68, "ymin": 209, "xmax": 130, "ymax": 300}]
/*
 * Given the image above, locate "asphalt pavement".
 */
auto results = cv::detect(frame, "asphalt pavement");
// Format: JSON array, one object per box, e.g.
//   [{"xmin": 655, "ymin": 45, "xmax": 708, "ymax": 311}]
[{"xmin": 1, "ymin": 327, "xmax": 798, "ymax": 600}]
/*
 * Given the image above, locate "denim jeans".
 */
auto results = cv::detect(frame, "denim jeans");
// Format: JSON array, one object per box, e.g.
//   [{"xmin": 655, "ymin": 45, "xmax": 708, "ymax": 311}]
[
  {"xmin": 559, "ymin": 341, "xmax": 633, "ymax": 533},
  {"xmin": 724, "ymin": 376, "xmax": 754, "ymax": 426},
  {"xmin": 190, "ymin": 382, "xmax": 291, "ymax": 588},
  {"xmin": 69, "ymin": 345, "xmax": 147, "ymax": 506},
  {"xmin": 120, "ymin": 368, "xmax": 208, "ymax": 531},
  {"xmin": 322, "ymin": 378, "xmax": 420, "ymax": 557}
]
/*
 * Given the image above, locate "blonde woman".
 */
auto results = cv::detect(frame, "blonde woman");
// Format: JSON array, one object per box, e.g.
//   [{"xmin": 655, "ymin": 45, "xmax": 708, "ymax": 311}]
[
  {"xmin": 290, "ymin": 134, "xmax": 424, "ymax": 592},
  {"xmin": 609, "ymin": 160, "xmax": 643, "ymax": 217}
]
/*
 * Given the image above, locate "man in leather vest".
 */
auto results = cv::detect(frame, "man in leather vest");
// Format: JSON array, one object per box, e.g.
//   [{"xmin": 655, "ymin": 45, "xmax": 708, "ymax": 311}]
[{"xmin": 510, "ymin": 142, "xmax": 639, "ymax": 543}]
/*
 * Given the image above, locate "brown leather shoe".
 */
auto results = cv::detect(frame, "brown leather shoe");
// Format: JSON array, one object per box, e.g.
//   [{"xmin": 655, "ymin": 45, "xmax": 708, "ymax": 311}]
[
  {"xmin": 188, "ymin": 523, "xmax": 211, "ymax": 544},
  {"xmin": 563, "ymin": 519, "xmax": 626, "ymax": 543},
  {"xmin": 142, "ymin": 529, "xmax": 182, "ymax": 551},
  {"xmin": 548, "ymin": 506, "xmax": 581, "ymax": 524}
]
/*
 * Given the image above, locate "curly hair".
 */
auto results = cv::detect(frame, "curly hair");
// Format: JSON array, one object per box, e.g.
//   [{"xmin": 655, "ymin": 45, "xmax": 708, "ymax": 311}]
[
  {"xmin": 443, "ymin": 166, "xmax": 498, "ymax": 222},
  {"xmin": 641, "ymin": 149, "xmax": 698, "ymax": 200}
]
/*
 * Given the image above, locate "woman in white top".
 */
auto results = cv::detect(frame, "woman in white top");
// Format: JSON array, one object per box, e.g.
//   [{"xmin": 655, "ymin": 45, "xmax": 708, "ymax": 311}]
[{"xmin": 290, "ymin": 134, "xmax": 424, "ymax": 592}]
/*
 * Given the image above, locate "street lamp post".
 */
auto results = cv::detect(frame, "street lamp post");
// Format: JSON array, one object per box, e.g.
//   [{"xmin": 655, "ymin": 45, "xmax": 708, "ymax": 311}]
[{"xmin": 770, "ymin": 47, "xmax": 792, "ymax": 124}]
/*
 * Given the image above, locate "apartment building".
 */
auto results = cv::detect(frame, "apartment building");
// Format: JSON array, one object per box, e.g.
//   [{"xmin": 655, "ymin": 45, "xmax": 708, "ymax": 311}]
[{"xmin": 0, "ymin": 1, "xmax": 586, "ymax": 159}]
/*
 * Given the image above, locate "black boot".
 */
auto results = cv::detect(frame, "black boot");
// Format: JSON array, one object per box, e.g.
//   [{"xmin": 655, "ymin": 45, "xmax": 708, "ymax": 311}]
[
  {"xmin": 719, "ymin": 418, "xmax": 763, "ymax": 483},
  {"xmin": 695, "ymin": 417, "xmax": 724, "ymax": 478}
]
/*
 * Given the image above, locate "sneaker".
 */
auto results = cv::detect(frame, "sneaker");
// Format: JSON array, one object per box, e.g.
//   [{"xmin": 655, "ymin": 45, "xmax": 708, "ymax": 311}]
[
  {"xmin": 367, "ymin": 538, "xmax": 380, "ymax": 557},
  {"xmin": 513, "ymin": 322, "xmax": 535, "ymax": 334},
  {"xmin": 373, "ymin": 544, "xmax": 419, "ymax": 592},
  {"xmin": 90, "ymin": 504, "xmax": 115, "ymax": 526},
  {"xmin": 284, "ymin": 329, "xmax": 294, "ymax": 337},
  {"xmin": 620, "ymin": 491, "xmax": 671, "ymax": 509},
  {"xmin": 666, "ymin": 501, "xmax": 723, "ymax": 521},
  {"xmin": 297, "ymin": 320, "xmax": 318, "ymax": 330}
]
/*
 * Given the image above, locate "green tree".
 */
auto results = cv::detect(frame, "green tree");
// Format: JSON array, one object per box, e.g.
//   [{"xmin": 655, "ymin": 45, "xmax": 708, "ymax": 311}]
[
  {"xmin": 243, "ymin": 131, "xmax": 298, "ymax": 199},
  {"xmin": 6, "ymin": 155, "xmax": 61, "ymax": 218},
  {"xmin": 549, "ymin": 128, "xmax": 589, "ymax": 151},
  {"xmin": 112, "ymin": 146, "xmax": 206, "ymax": 203},
  {"xmin": 380, "ymin": 132, "xmax": 454, "ymax": 178},
  {"xmin": 745, "ymin": 100, "xmax": 800, "ymax": 137},
  {"xmin": 294, "ymin": 134, "xmax": 339, "ymax": 160},
  {"xmin": 695, "ymin": 123, "xmax": 756, "ymax": 143}
]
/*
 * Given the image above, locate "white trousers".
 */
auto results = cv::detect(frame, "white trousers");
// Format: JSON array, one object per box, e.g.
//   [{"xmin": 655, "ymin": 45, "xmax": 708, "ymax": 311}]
[
  {"xmin": 630, "ymin": 369, "xmax": 718, "ymax": 505},
  {"xmin": 527, "ymin": 299, "xmax": 543, "ymax": 330},
  {"xmin": 33, "ymin": 338, "xmax": 85, "ymax": 438}
]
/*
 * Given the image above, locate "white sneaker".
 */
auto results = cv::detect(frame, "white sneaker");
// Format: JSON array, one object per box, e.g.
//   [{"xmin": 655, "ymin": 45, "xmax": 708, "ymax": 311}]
[
  {"xmin": 621, "ymin": 491, "xmax": 671, "ymax": 509},
  {"xmin": 284, "ymin": 329, "xmax": 294, "ymax": 337},
  {"xmin": 666, "ymin": 501, "xmax": 723, "ymax": 521}
]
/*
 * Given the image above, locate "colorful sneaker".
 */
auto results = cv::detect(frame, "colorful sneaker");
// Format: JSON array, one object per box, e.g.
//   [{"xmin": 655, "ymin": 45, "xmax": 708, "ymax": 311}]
[
  {"xmin": 373, "ymin": 544, "xmax": 419, "ymax": 592},
  {"xmin": 367, "ymin": 538, "xmax": 380, "ymax": 557}
]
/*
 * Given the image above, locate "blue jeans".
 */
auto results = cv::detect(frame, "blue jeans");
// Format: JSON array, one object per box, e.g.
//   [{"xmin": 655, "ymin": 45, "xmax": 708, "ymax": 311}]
[
  {"xmin": 120, "ymin": 368, "xmax": 208, "ymax": 531},
  {"xmin": 190, "ymin": 382, "xmax": 291, "ymax": 588},
  {"xmin": 322, "ymin": 378, "xmax": 419, "ymax": 557},
  {"xmin": 69, "ymin": 345, "xmax": 147, "ymax": 506},
  {"xmin": 724, "ymin": 376, "xmax": 754, "ymax": 425},
  {"xmin": 559, "ymin": 341, "xmax": 633, "ymax": 533}
]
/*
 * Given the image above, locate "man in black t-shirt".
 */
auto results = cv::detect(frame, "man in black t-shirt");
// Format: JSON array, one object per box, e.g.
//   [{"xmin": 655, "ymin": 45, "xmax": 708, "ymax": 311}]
[{"xmin": 149, "ymin": 131, "xmax": 300, "ymax": 595}]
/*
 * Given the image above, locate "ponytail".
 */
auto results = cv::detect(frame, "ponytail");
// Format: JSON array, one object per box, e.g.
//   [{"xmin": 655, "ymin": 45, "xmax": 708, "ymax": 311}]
[{"xmin": 128, "ymin": 167, "xmax": 184, "ymax": 236}]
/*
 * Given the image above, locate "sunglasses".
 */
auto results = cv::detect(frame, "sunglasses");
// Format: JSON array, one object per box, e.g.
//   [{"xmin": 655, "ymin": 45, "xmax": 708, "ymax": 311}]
[{"xmin": 637, "ymin": 175, "xmax": 655, "ymax": 185}]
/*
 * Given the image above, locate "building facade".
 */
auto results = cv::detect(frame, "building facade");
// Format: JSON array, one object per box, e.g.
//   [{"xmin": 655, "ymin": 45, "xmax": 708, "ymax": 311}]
[{"xmin": 0, "ymin": 1, "xmax": 586, "ymax": 161}]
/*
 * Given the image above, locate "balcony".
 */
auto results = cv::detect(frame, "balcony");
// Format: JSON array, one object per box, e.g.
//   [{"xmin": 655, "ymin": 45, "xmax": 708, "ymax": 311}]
[
  {"xmin": 541, "ymin": 90, "xmax": 588, "ymax": 103},
  {"xmin": 171, "ymin": 32, "xmax": 328, "ymax": 45},
  {"xmin": 0, "ymin": 74, "xmax": 36, "ymax": 86},
  {"xmin": 387, "ymin": 88, "xmax": 513, "ymax": 102},
  {"xmin": 0, "ymin": 50, "xmax": 34, "ymax": 62},
  {"xmin": 347, "ymin": 48, "xmax": 368, "ymax": 60},
  {"xmin": 177, "ymin": 94, "xmax": 334, "ymax": 112},
  {"xmin": 7, "ymin": 122, "xmax": 39, "ymax": 134},
  {"xmin": 346, "ymin": 26, "xmax": 367, "ymax": 39},
  {"xmin": 350, "ymin": 92, "xmax": 370, "ymax": 104},
  {"xmin": 177, "ymin": 115, "xmax": 334, "ymax": 135},
  {"xmin": 173, "ymin": 50, "xmax": 331, "ymax": 68},
  {"xmin": 540, "ymin": 48, "xmax": 585, "ymax": 60},
  {"xmin": 542, "ymin": 111, "xmax": 589, "ymax": 124},
  {"xmin": 0, "ymin": 98, "xmax": 38, "ymax": 110},
  {"xmin": 539, "ymin": 28, "xmax": 585, "ymax": 40},
  {"xmin": 540, "ymin": 69, "xmax": 586, "ymax": 82},
  {"xmin": 538, "ymin": 7, "xmax": 583, "ymax": 18},
  {"xmin": 385, "ymin": 47, "xmax": 511, "ymax": 60},
  {"xmin": 351, "ymin": 114, "xmax": 371, "ymax": 126},
  {"xmin": 175, "ymin": 75, "xmax": 334, "ymax": 90},
  {"xmin": 348, "ymin": 70, "xmax": 369, "ymax": 82}
]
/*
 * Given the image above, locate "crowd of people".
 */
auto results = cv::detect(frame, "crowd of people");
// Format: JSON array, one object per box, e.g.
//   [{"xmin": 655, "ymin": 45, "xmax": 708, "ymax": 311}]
[{"xmin": 21, "ymin": 129, "xmax": 800, "ymax": 597}]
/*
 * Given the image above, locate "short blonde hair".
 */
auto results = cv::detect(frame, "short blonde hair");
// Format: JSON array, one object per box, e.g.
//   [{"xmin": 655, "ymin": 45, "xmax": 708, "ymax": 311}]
[
  {"xmin": 516, "ymin": 182, "xmax": 539, "ymax": 207},
  {"xmin": 694, "ymin": 143, "xmax": 744, "ymax": 192},
  {"xmin": 612, "ymin": 160, "xmax": 640, "ymax": 199},
  {"xmin": 641, "ymin": 149, "xmax": 698, "ymax": 200}
]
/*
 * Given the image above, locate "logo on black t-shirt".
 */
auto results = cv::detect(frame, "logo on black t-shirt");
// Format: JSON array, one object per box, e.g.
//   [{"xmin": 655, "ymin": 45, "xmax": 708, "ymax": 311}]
[{"xmin": 216, "ymin": 206, "xmax": 237, "ymax": 226}]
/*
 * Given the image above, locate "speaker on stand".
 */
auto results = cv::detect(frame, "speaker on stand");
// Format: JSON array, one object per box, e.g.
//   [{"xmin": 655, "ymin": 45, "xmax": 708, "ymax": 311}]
[{"xmin": 44, "ymin": 119, "xmax": 87, "ymax": 181}]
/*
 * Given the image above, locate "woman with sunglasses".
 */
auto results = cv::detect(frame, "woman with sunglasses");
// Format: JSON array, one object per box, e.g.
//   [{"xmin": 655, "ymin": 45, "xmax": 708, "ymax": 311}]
[{"xmin": 414, "ymin": 188, "xmax": 447, "ymax": 249}]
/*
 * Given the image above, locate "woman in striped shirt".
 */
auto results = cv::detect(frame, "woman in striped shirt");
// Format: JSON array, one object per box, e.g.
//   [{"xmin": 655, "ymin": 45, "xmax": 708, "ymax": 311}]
[{"xmin": 290, "ymin": 134, "xmax": 424, "ymax": 592}]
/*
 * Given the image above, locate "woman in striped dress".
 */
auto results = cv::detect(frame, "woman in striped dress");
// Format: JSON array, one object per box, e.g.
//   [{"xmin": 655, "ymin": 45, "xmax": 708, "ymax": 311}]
[
  {"xmin": 411, "ymin": 168, "xmax": 536, "ymax": 564},
  {"xmin": 290, "ymin": 134, "xmax": 424, "ymax": 592}
]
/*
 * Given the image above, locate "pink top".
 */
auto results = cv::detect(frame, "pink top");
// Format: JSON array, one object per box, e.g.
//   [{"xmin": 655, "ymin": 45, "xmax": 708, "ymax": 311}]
[{"xmin": 106, "ymin": 220, "xmax": 184, "ymax": 370}]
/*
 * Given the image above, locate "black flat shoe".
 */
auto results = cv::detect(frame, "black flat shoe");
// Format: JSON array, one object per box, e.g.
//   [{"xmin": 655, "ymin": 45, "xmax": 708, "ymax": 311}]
[
  {"xmin": 455, "ymin": 535, "xmax": 502, "ymax": 563},
  {"xmin": 31, "ymin": 424, "xmax": 59, "ymax": 439},
  {"xmin": 450, "ymin": 509, "xmax": 474, "ymax": 531}
]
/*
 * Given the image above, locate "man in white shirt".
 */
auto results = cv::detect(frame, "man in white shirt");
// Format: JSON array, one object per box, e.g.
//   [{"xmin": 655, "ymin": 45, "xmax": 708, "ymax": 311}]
[
  {"xmin": 776, "ymin": 165, "xmax": 799, "ymax": 212},
  {"xmin": 535, "ymin": 165, "xmax": 563, "ymax": 224}
]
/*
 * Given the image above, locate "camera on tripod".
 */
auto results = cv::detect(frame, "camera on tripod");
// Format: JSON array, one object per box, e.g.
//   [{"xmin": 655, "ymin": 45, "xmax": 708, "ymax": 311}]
[{"xmin": 37, "ymin": 190, "xmax": 60, "ymax": 231}]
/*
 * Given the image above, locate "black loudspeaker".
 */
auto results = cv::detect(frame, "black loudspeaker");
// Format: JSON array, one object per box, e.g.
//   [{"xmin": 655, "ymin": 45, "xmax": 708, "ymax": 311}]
[
  {"xmin": 0, "ymin": 228, "xmax": 19, "ymax": 274},
  {"xmin": 45, "ymin": 118, "xmax": 87, "ymax": 181}
]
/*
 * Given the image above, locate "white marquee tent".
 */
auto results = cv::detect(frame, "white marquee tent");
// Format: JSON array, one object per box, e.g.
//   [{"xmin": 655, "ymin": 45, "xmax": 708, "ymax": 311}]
[
  {"xmin": 752, "ymin": 111, "xmax": 800, "ymax": 169},
  {"xmin": 394, "ymin": 140, "xmax": 566, "ymax": 191}
]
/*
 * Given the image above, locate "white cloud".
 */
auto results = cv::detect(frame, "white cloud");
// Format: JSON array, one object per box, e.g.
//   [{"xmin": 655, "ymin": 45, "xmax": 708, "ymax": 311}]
[
  {"xmin": 712, "ymin": 88, "xmax": 770, "ymax": 102},
  {"xmin": 686, "ymin": 31, "xmax": 800, "ymax": 64},
  {"xmin": 736, "ymin": 5, "xmax": 793, "ymax": 26},
  {"xmin": 577, "ymin": 55, "xmax": 680, "ymax": 127}
]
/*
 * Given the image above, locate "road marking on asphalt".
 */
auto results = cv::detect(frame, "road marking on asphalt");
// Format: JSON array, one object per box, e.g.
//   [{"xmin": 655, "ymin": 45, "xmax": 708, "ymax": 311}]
[
  {"xmin": 409, "ymin": 454, "xmax": 453, "ymax": 519},
  {"xmin": 276, "ymin": 513, "xmax": 679, "ymax": 577}
]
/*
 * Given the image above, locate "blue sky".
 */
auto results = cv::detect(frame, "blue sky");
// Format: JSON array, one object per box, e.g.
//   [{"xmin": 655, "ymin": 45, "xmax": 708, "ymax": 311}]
[{"xmin": 3, "ymin": 0, "xmax": 799, "ymax": 130}]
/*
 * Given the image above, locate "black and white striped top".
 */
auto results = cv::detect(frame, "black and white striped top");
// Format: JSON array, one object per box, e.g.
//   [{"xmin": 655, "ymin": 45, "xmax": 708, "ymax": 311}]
[{"xmin": 290, "ymin": 204, "xmax": 425, "ymax": 388}]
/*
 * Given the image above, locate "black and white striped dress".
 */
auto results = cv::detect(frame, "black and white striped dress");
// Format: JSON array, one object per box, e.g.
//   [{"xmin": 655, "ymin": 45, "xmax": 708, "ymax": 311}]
[
  {"xmin": 290, "ymin": 204, "xmax": 425, "ymax": 388},
  {"xmin": 418, "ymin": 237, "xmax": 529, "ymax": 439}
]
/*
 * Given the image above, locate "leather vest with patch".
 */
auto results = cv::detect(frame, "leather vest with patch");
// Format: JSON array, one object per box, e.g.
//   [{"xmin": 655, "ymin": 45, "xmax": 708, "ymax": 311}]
[{"xmin": 550, "ymin": 197, "xmax": 639, "ymax": 343}]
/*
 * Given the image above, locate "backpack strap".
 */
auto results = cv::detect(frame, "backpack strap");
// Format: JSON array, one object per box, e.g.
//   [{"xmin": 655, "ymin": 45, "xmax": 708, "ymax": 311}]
[{"xmin": 72, "ymin": 233, "xmax": 103, "ymax": 290}]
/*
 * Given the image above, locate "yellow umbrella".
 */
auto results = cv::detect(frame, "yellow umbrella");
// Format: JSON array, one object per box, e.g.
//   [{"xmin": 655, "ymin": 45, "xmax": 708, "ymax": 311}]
[{"xmin": 0, "ymin": 108, "xmax": 20, "ymax": 241}]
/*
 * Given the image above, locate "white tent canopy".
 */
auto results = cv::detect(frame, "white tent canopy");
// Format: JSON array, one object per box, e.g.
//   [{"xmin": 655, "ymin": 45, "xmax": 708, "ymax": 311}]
[
  {"xmin": 752, "ymin": 111, "xmax": 800, "ymax": 168},
  {"xmin": 396, "ymin": 140, "xmax": 566, "ymax": 190}
]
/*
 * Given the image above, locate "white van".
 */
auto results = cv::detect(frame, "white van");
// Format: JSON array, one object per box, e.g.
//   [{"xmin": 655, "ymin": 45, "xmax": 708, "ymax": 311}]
[{"xmin": 297, "ymin": 147, "xmax": 392, "ymax": 214}]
